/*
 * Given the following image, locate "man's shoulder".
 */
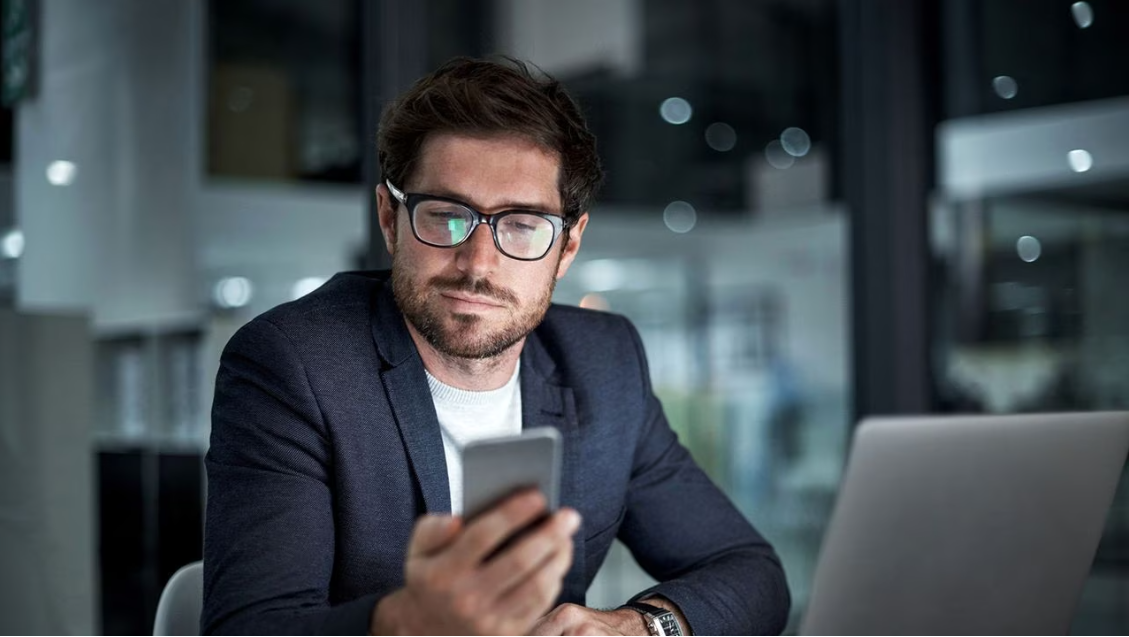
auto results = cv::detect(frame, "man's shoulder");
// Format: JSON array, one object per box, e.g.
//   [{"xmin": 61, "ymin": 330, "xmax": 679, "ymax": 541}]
[
  {"xmin": 537, "ymin": 303, "xmax": 642, "ymax": 360},
  {"xmin": 531, "ymin": 305, "xmax": 651, "ymax": 408},
  {"xmin": 541, "ymin": 302, "xmax": 632, "ymax": 336}
]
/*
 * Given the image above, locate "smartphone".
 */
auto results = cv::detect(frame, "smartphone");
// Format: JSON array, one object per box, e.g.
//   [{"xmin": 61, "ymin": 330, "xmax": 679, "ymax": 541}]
[{"xmin": 461, "ymin": 427, "xmax": 562, "ymax": 521}]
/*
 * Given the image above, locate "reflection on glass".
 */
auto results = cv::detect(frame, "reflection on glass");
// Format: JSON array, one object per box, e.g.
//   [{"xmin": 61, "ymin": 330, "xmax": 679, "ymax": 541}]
[
  {"xmin": 765, "ymin": 140, "xmax": 796, "ymax": 170},
  {"xmin": 45, "ymin": 160, "xmax": 77, "ymax": 186},
  {"xmin": 0, "ymin": 228, "xmax": 23, "ymax": 259},
  {"xmin": 1072, "ymin": 1, "xmax": 1095, "ymax": 29},
  {"xmin": 992, "ymin": 75, "xmax": 1019, "ymax": 100},
  {"xmin": 705, "ymin": 122, "xmax": 737, "ymax": 152},
  {"xmin": 662, "ymin": 201, "xmax": 697, "ymax": 234},
  {"xmin": 1068, "ymin": 149, "xmax": 1094, "ymax": 173},
  {"xmin": 213, "ymin": 276, "xmax": 254, "ymax": 309},
  {"xmin": 659, "ymin": 97, "xmax": 693, "ymax": 125},
  {"xmin": 780, "ymin": 127, "xmax": 812, "ymax": 158},
  {"xmin": 1016, "ymin": 235, "xmax": 1042, "ymax": 263}
]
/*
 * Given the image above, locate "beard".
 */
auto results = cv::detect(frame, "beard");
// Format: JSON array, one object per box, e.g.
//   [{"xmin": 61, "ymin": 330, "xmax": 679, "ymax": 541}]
[{"xmin": 391, "ymin": 252, "xmax": 558, "ymax": 360}]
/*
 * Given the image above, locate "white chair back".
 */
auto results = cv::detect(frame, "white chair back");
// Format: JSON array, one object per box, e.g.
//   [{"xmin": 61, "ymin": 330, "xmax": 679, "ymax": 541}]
[{"xmin": 153, "ymin": 561, "xmax": 203, "ymax": 636}]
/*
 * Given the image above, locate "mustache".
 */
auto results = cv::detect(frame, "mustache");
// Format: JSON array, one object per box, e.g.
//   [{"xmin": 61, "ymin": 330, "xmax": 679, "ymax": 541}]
[{"xmin": 429, "ymin": 275, "xmax": 517, "ymax": 305}]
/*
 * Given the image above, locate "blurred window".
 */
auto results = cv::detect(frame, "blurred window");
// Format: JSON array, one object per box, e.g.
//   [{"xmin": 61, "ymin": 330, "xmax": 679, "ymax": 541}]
[
  {"xmin": 945, "ymin": 0, "xmax": 1129, "ymax": 118},
  {"xmin": 206, "ymin": 0, "xmax": 361, "ymax": 183},
  {"xmin": 936, "ymin": 2, "xmax": 1129, "ymax": 631}
]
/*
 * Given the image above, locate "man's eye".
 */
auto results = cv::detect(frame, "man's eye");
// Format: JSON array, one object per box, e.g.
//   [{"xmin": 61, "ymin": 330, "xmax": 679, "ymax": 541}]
[
  {"xmin": 501, "ymin": 216, "xmax": 543, "ymax": 233},
  {"xmin": 424, "ymin": 209, "xmax": 465, "ymax": 220}
]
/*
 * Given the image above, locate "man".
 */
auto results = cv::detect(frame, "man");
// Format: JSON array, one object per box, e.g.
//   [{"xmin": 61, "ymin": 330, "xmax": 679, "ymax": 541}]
[{"xmin": 203, "ymin": 57, "xmax": 789, "ymax": 635}]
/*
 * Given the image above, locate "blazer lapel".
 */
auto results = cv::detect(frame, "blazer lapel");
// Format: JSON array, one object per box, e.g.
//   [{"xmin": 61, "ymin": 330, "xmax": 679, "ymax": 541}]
[
  {"xmin": 370, "ymin": 280, "xmax": 451, "ymax": 514},
  {"xmin": 521, "ymin": 330, "xmax": 587, "ymax": 604},
  {"xmin": 382, "ymin": 364, "xmax": 451, "ymax": 514}
]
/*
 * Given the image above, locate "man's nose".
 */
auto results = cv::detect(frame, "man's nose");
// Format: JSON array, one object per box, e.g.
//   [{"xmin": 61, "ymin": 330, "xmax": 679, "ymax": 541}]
[{"xmin": 455, "ymin": 223, "xmax": 500, "ymax": 276}]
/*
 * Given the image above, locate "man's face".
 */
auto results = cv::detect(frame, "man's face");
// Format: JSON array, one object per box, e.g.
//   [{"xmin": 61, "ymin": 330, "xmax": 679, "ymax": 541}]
[{"xmin": 377, "ymin": 133, "xmax": 589, "ymax": 360}]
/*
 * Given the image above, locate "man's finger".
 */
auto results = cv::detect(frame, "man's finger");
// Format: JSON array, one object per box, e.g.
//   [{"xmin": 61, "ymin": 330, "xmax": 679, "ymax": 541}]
[
  {"xmin": 444, "ymin": 490, "xmax": 549, "ymax": 569},
  {"xmin": 527, "ymin": 613, "xmax": 562, "ymax": 637},
  {"xmin": 475, "ymin": 508, "xmax": 579, "ymax": 597},
  {"xmin": 494, "ymin": 537, "xmax": 575, "ymax": 629},
  {"xmin": 408, "ymin": 515, "xmax": 462, "ymax": 558}
]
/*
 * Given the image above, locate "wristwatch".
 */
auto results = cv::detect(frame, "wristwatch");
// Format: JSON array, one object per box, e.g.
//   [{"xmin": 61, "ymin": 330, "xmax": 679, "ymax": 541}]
[{"xmin": 621, "ymin": 601, "xmax": 685, "ymax": 636}]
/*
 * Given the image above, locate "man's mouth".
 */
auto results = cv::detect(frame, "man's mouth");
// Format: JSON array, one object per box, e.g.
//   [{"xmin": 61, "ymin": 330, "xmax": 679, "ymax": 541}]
[{"xmin": 440, "ymin": 291, "xmax": 504, "ymax": 308}]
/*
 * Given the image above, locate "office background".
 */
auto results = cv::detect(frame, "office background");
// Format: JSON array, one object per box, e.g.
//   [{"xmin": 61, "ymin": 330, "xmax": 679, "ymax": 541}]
[{"xmin": 0, "ymin": 0, "xmax": 1127, "ymax": 633}]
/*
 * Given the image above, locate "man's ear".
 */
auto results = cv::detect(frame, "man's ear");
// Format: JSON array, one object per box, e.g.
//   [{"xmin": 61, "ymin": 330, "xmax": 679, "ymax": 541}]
[
  {"xmin": 375, "ymin": 184, "xmax": 398, "ymax": 256},
  {"xmin": 555, "ymin": 212, "xmax": 589, "ymax": 280}
]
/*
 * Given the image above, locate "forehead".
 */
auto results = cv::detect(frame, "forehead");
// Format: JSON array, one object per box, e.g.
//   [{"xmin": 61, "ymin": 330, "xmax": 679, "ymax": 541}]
[{"xmin": 410, "ymin": 133, "xmax": 562, "ymax": 212}]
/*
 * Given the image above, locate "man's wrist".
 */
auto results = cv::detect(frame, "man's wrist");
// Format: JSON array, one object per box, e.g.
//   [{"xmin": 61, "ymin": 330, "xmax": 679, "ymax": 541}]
[
  {"xmin": 606, "ymin": 607, "xmax": 650, "ymax": 635},
  {"xmin": 369, "ymin": 589, "xmax": 405, "ymax": 636},
  {"xmin": 620, "ymin": 597, "xmax": 689, "ymax": 636}
]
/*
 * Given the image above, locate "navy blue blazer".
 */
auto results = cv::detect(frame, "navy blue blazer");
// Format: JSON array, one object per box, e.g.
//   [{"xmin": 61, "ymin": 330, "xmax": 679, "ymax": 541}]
[{"xmin": 202, "ymin": 270, "xmax": 789, "ymax": 635}]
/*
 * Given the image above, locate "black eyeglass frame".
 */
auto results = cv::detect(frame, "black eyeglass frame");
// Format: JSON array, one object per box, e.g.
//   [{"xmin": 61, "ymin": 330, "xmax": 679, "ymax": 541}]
[{"xmin": 385, "ymin": 180, "xmax": 569, "ymax": 262}]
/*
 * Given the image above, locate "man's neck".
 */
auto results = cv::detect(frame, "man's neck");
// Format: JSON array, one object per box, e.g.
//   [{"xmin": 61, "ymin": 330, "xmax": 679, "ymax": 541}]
[{"xmin": 406, "ymin": 323, "xmax": 523, "ymax": 391}]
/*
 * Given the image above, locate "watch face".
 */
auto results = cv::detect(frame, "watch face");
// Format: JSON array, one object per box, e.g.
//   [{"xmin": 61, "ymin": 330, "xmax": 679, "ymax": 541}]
[{"xmin": 658, "ymin": 613, "xmax": 683, "ymax": 636}]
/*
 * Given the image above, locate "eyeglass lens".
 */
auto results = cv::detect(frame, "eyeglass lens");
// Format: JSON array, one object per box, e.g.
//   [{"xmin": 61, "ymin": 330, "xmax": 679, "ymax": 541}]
[{"xmin": 413, "ymin": 199, "xmax": 556, "ymax": 259}]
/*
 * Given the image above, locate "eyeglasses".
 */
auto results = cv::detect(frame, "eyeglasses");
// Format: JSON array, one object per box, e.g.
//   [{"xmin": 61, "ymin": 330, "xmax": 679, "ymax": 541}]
[{"xmin": 386, "ymin": 180, "xmax": 567, "ymax": 261}]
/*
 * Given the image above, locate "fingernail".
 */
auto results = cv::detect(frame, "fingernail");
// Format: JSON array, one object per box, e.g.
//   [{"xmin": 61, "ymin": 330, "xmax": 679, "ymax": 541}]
[{"xmin": 562, "ymin": 509, "xmax": 581, "ymax": 533}]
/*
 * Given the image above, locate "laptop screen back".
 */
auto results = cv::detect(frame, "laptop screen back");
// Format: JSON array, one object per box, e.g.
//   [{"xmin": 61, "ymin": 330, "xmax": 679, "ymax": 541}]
[{"xmin": 801, "ymin": 412, "xmax": 1129, "ymax": 635}]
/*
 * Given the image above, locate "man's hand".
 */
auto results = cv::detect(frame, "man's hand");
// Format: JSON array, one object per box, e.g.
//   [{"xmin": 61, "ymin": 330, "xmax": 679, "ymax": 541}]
[
  {"xmin": 370, "ymin": 490, "xmax": 580, "ymax": 635},
  {"xmin": 528, "ymin": 604, "xmax": 648, "ymax": 636}
]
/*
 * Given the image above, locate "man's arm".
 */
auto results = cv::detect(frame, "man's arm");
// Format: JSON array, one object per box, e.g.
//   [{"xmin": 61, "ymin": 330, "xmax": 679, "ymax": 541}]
[
  {"xmin": 531, "ymin": 316, "xmax": 791, "ymax": 636},
  {"xmin": 203, "ymin": 317, "xmax": 378, "ymax": 635},
  {"xmin": 617, "ymin": 317, "xmax": 791, "ymax": 636}
]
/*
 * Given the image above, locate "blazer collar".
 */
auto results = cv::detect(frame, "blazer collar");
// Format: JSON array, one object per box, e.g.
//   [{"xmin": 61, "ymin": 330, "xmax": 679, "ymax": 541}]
[
  {"xmin": 369, "ymin": 275, "xmax": 452, "ymax": 513},
  {"xmin": 370, "ymin": 274, "xmax": 419, "ymax": 369}
]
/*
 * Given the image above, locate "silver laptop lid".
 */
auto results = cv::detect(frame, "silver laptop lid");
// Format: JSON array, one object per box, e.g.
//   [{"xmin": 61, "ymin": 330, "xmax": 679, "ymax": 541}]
[{"xmin": 802, "ymin": 412, "xmax": 1129, "ymax": 635}]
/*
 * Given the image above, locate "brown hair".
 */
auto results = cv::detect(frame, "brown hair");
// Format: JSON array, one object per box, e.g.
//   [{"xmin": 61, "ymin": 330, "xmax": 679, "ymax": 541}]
[{"xmin": 377, "ymin": 56, "xmax": 603, "ymax": 227}]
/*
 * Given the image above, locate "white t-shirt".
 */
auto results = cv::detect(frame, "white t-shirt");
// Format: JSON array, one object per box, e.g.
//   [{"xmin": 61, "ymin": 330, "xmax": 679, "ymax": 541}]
[{"xmin": 425, "ymin": 362, "xmax": 523, "ymax": 515}]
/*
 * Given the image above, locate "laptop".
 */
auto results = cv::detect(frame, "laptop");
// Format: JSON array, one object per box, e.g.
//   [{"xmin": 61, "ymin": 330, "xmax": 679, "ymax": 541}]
[{"xmin": 801, "ymin": 412, "xmax": 1129, "ymax": 635}]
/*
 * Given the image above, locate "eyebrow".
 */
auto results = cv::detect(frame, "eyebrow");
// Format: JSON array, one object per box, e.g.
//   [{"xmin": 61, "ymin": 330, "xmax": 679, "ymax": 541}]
[{"xmin": 421, "ymin": 187, "xmax": 560, "ymax": 215}]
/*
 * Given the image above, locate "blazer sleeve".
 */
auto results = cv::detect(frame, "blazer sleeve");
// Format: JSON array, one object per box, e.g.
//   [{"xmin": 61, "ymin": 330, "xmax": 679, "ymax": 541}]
[
  {"xmin": 201, "ymin": 317, "xmax": 378, "ymax": 635},
  {"xmin": 616, "ymin": 318, "xmax": 792, "ymax": 636}
]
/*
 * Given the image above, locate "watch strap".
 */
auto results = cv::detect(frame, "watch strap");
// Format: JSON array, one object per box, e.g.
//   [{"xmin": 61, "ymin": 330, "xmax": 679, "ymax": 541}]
[{"xmin": 620, "ymin": 601, "xmax": 684, "ymax": 636}]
